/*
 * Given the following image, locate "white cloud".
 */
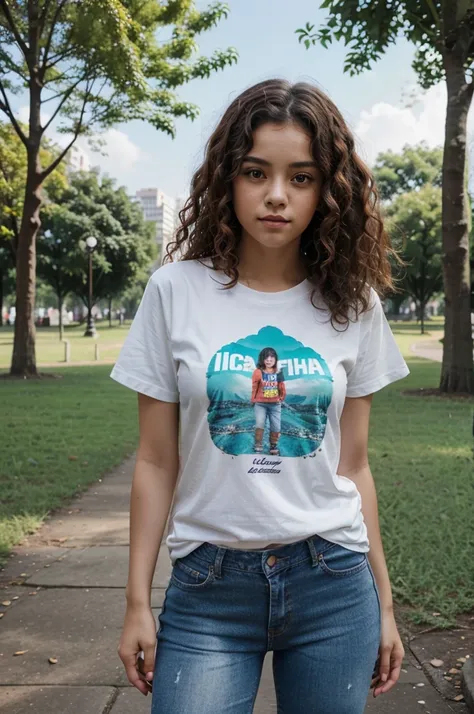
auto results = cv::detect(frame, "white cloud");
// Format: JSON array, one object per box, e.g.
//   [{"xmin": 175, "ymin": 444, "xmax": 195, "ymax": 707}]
[
  {"xmin": 78, "ymin": 128, "xmax": 142, "ymax": 174},
  {"xmin": 352, "ymin": 84, "xmax": 449, "ymax": 165}
]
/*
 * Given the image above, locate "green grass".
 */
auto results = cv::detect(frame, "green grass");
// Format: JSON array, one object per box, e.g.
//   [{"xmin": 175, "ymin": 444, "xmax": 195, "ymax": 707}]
[
  {"xmin": 0, "ymin": 320, "xmax": 472, "ymax": 627},
  {"xmin": 0, "ymin": 322, "xmax": 131, "ymax": 367},
  {"xmin": 0, "ymin": 365, "xmax": 139, "ymax": 565}
]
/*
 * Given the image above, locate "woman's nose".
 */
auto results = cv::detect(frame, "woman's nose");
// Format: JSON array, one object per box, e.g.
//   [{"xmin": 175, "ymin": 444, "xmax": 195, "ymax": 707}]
[{"xmin": 265, "ymin": 180, "xmax": 288, "ymax": 207}]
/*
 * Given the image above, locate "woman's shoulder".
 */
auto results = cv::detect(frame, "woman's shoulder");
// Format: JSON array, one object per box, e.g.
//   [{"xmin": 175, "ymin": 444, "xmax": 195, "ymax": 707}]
[{"xmin": 149, "ymin": 259, "xmax": 209, "ymax": 291}]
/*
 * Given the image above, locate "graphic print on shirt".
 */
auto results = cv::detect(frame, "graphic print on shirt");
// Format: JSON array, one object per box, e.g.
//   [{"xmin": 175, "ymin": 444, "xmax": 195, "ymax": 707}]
[{"xmin": 206, "ymin": 326, "xmax": 333, "ymax": 458}]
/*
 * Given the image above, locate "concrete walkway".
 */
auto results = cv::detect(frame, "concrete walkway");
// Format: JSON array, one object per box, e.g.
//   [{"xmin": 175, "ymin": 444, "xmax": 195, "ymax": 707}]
[
  {"xmin": 0, "ymin": 457, "xmax": 468, "ymax": 713},
  {"xmin": 410, "ymin": 338, "xmax": 443, "ymax": 363}
]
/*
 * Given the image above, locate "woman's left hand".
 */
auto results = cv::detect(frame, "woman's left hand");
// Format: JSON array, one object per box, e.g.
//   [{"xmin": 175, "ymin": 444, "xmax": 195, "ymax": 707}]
[{"xmin": 371, "ymin": 610, "xmax": 405, "ymax": 697}]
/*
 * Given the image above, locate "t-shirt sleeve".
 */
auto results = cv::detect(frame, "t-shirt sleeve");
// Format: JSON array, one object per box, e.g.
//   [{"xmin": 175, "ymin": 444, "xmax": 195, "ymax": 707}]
[
  {"xmin": 109, "ymin": 272, "xmax": 179, "ymax": 402},
  {"xmin": 345, "ymin": 289, "xmax": 410, "ymax": 398}
]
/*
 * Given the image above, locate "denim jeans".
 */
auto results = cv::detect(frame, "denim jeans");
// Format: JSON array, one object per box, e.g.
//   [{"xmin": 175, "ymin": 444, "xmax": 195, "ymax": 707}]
[
  {"xmin": 152, "ymin": 534, "xmax": 381, "ymax": 713},
  {"xmin": 254, "ymin": 401, "xmax": 282, "ymax": 432}
]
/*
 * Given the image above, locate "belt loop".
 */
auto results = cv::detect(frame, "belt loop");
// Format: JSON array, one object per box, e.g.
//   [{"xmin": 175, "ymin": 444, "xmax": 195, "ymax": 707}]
[
  {"xmin": 306, "ymin": 536, "xmax": 319, "ymax": 567},
  {"xmin": 213, "ymin": 547, "xmax": 226, "ymax": 578}
]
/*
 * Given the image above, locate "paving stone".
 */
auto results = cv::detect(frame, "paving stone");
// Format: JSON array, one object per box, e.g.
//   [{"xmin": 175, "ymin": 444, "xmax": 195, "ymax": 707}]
[
  {"xmin": 0, "ymin": 547, "xmax": 73, "ymax": 587},
  {"xmin": 0, "ymin": 686, "xmax": 116, "ymax": 714},
  {"xmin": 16, "ymin": 458, "xmax": 136, "ymax": 549},
  {"xmin": 23, "ymin": 545, "xmax": 172, "ymax": 589},
  {"xmin": 0, "ymin": 587, "xmax": 161, "ymax": 686},
  {"xmin": 110, "ymin": 687, "xmax": 156, "ymax": 713}
]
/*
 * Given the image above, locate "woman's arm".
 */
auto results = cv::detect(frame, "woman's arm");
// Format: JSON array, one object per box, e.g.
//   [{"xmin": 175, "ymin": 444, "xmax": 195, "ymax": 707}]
[
  {"xmin": 337, "ymin": 394, "xmax": 404, "ymax": 697},
  {"xmin": 125, "ymin": 393, "xmax": 179, "ymax": 608},
  {"xmin": 337, "ymin": 394, "xmax": 392, "ymax": 611}
]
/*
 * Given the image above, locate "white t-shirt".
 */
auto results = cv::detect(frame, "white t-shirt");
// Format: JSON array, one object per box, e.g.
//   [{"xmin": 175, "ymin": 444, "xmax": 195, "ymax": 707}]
[{"xmin": 110, "ymin": 259, "xmax": 409, "ymax": 563}]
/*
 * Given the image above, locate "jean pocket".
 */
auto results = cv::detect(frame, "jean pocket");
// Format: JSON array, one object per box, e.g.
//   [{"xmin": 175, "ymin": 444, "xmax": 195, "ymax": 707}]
[
  {"xmin": 318, "ymin": 544, "xmax": 368, "ymax": 577},
  {"xmin": 170, "ymin": 558, "xmax": 216, "ymax": 591}
]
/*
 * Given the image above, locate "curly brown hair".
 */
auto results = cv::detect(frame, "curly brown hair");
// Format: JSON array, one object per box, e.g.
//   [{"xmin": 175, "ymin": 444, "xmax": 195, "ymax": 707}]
[{"xmin": 165, "ymin": 78, "xmax": 398, "ymax": 325}]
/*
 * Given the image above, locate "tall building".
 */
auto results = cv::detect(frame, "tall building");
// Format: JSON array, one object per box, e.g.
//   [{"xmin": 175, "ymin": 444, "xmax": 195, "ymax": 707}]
[
  {"xmin": 135, "ymin": 188, "xmax": 176, "ymax": 262},
  {"xmin": 66, "ymin": 145, "xmax": 90, "ymax": 174}
]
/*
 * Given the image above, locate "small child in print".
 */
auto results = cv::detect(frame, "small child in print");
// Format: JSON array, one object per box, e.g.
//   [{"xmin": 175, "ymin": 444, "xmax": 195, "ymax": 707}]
[{"xmin": 251, "ymin": 347, "xmax": 286, "ymax": 455}]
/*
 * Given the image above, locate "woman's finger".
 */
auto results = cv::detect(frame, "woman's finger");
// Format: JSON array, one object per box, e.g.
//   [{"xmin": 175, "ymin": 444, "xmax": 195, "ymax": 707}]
[
  {"xmin": 120, "ymin": 650, "xmax": 150, "ymax": 696},
  {"xmin": 374, "ymin": 661, "xmax": 402, "ymax": 696}
]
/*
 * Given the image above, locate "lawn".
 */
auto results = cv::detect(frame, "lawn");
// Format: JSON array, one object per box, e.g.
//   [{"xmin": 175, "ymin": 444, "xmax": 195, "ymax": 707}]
[
  {"xmin": 0, "ymin": 322, "xmax": 130, "ymax": 367},
  {"xmin": 0, "ymin": 365, "xmax": 139, "ymax": 564},
  {"xmin": 0, "ymin": 320, "xmax": 472, "ymax": 627}
]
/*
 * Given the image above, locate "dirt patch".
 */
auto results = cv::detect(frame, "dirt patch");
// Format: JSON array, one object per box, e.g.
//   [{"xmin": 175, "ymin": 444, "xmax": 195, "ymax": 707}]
[{"xmin": 397, "ymin": 608, "xmax": 474, "ymax": 702}]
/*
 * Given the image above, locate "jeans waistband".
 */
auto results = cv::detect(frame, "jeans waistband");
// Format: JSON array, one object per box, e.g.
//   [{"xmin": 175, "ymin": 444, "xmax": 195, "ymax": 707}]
[{"xmin": 192, "ymin": 534, "xmax": 338, "ymax": 576}]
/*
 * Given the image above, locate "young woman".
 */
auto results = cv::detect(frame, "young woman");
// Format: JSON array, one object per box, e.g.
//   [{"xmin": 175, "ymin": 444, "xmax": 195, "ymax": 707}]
[
  {"xmin": 112, "ymin": 78, "xmax": 410, "ymax": 714},
  {"xmin": 251, "ymin": 347, "xmax": 286, "ymax": 455}
]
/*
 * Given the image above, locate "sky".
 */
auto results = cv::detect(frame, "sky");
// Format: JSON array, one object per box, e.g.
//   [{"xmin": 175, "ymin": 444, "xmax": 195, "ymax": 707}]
[{"xmin": 15, "ymin": 0, "xmax": 454, "ymax": 201}]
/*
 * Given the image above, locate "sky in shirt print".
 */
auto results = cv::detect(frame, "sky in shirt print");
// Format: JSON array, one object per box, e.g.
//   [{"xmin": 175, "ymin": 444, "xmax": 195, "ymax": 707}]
[{"xmin": 206, "ymin": 326, "xmax": 333, "ymax": 459}]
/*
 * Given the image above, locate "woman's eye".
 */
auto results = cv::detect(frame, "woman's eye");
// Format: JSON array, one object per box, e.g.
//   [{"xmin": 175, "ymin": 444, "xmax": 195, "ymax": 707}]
[
  {"xmin": 293, "ymin": 174, "xmax": 313, "ymax": 184},
  {"xmin": 245, "ymin": 169, "xmax": 264, "ymax": 179}
]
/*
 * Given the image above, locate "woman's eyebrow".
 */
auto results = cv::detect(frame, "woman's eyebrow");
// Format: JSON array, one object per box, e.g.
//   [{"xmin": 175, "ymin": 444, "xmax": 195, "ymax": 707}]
[{"xmin": 242, "ymin": 155, "xmax": 318, "ymax": 169}]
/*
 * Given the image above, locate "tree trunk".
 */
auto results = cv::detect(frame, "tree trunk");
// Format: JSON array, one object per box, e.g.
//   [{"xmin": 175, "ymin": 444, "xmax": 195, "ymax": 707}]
[
  {"xmin": 11, "ymin": 163, "xmax": 42, "ymax": 376},
  {"xmin": 10, "ymin": 69, "xmax": 43, "ymax": 377},
  {"xmin": 108, "ymin": 296, "xmax": 112, "ymax": 328},
  {"xmin": 440, "ymin": 56, "xmax": 474, "ymax": 393}
]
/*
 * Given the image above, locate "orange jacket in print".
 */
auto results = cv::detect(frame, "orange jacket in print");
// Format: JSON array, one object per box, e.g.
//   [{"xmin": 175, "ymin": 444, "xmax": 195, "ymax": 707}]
[{"xmin": 251, "ymin": 368, "xmax": 286, "ymax": 403}]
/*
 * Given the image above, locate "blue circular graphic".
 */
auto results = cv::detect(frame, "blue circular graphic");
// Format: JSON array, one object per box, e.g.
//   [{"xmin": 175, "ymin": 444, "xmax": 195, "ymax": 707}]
[{"xmin": 206, "ymin": 326, "xmax": 333, "ymax": 458}]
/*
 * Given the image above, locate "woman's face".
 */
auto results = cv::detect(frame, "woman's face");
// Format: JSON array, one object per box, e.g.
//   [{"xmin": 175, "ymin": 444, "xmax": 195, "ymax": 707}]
[
  {"xmin": 264, "ymin": 354, "xmax": 276, "ymax": 369},
  {"xmin": 232, "ymin": 121, "xmax": 322, "ymax": 252}
]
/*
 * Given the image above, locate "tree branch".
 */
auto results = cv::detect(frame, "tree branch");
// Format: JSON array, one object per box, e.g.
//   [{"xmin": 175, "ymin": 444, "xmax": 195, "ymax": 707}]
[
  {"xmin": 0, "ymin": 0, "xmax": 29, "ymax": 60},
  {"xmin": 40, "ymin": 0, "xmax": 69, "ymax": 76},
  {"xmin": 39, "ymin": 79, "xmax": 94, "ymax": 182},
  {"xmin": 424, "ymin": 0, "xmax": 440, "ymax": 27},
  {"xmin": 43, "ymin": 46, "xmax": 76, "ymax": 73},
  {"xmin": 38, "ymin": 0, "xmax": 54, "ymax": 37},
  {"xmin": 0, "ymin": 79, "xmax": 28, "ymax": 147},
  {"xmin": 42, "ymin": 74, "xmax": 88, "ymax": 133}
]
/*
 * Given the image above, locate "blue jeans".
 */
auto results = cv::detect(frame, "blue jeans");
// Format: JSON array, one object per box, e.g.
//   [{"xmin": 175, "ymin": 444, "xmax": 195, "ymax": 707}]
[
  {"xmin": 152, "ymin": 534, "xmax": 381, "ymax": 713},
  {"xmin": 254, "ymin": 401, "xmax": 281, "ymax": 432}
]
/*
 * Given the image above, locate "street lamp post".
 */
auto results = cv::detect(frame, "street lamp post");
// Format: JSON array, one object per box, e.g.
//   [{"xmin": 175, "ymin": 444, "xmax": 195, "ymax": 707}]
[{"xmin": 84, "ymin": 236, "xmax": 98, "ymax": 337}]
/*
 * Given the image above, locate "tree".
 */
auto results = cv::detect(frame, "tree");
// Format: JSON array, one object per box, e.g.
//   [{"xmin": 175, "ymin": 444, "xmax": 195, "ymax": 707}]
[
  {"xmin": 386, "ymin": 185, "xmax": 444, "ymax": 334},
  {"xmin": 37, "ymin": 206, "xmax": 91, "ymax": 340},
  {"xmin": 38, "ymin": 170, "xmax": 156, "ymax": 331},
  {"xmin": 373, "ymin": 143, "xmax": 443, "ymax": 201},
  {"xmin": 297, "ymin": 1, "xmax": 474, "ymax": 394},
  {"xmin": 0, "ymin": 1, "xmax": 238, "ymax": 377},
  {"xmin": 0, "ymin": 120, "xmax": 67, "ymax": 324}
]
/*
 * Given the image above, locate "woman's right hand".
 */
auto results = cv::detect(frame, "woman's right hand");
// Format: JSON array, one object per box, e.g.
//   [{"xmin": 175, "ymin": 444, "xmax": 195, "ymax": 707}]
[{"xmin": 117, "ymin": 603, "xmax": 157, "ymax": 696}]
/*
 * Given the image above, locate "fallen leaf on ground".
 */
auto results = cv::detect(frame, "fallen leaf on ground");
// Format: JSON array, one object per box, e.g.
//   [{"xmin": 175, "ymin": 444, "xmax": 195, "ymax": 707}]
[
  {"xmin": 13, "ymin": 651, "xmax": 28, "ymax": 656},
  {"xmin": 457, "ymin": 657, "xmax": 467, "ymax": 663},
  {"xmin": 28, "ymin": 592, "xmax": 37, "ymax": 596},
  {"xmin": 432, "ymin": 612, "xmax": 441, "ymax": 616},
  {"xmin": 430, "ymin": 659, "xmax": 443, "ymax": 667},
  {"xmin": 12, "ymin": 596, "xmax": 19, "ymax": 601},
  {"xmin": 454, "ymin": 695, "xmax": 464, "ymax": 702},
  {"xmin": 20, "ymin": 573, "xmax": 27, "ymax": 577},
  {"xmin": 48, "ymin": 657, "xmax": 58, "ymax": 664},
  {"xmin": 444, "ymin": 676, "xmax": 453, "ymax": 681},
  {"xmin": 1, "ymin": 600, "xmax": 11, "ymax": 606},
  {"xmin": 0, "ymin": 613, "xmax": 4, "ymax": 619},
  {"xmin": 68, "ymin": 455, "xmax": 78, "ymax": 461},
  {"xmin": 448, "ymin": 668, "xmax": 459, "ymax": 674}
]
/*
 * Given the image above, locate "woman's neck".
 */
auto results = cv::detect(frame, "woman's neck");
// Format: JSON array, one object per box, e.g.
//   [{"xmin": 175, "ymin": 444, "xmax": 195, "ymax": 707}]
[{"xmin": 237, "ymin": 236, "xmax": 306, "ymax": 292}]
